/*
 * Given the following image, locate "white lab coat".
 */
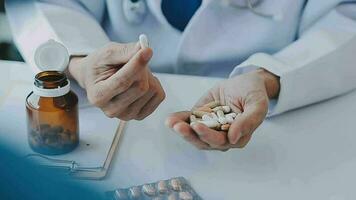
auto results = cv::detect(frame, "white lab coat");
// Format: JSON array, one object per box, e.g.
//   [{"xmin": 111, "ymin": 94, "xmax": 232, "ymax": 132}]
[{"xmin": 5, "ymin": 0, "xmax": 356, "ymax": 116}]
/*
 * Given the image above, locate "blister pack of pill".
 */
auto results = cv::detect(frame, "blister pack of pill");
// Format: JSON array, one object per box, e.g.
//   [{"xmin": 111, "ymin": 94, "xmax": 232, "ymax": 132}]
[{"xmin": 107, "ymin": 177, "xmax": 202, "ymax": 200}]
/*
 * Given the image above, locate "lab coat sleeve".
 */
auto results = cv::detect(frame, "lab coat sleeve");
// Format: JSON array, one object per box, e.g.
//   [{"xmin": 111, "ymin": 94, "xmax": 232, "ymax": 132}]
[
  {"xmin": 6, "ymin": 0, "xmax": 109, "ymax": 73},
  {"xmin": 230, "ymin": 5, "xmax": 356, "ymax": 116}
]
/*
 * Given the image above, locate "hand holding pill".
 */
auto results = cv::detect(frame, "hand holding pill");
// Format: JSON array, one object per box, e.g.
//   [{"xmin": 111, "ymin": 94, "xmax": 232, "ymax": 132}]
[
  {"xmin": 166, "ymin": 69, "xmax": 279, "ymax": 151},
  {"xmin": 68, "ymin": 34, "xmax": 166, "ymax": 121}
]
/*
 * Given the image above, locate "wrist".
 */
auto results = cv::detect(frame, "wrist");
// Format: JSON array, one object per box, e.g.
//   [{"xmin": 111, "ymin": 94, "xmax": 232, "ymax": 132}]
[
  {"xmin": 255, "ymin": 68, "xmax": 280, "ymax": 99},
  {"xmin": 68, "ymin": 56, "xmax": 86, "ymax": 88}
]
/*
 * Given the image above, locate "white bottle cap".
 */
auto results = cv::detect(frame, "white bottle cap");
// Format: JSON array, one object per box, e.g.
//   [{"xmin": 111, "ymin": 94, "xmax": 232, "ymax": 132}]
[{"xmin": 34, "ymin": 39, "xmax": 69, "ymax": 72}]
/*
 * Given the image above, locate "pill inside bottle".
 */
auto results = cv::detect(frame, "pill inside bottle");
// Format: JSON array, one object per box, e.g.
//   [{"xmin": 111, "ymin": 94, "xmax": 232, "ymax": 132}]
[{"xmin": 26, "ymin": 71, "xmax": 79, "ymax": 155}]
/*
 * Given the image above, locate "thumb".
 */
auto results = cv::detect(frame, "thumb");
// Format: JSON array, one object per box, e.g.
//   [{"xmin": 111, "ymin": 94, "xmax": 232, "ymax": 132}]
[{"xmin": 228, "ymin": 98, "xmax": 268, "ymax": 144}]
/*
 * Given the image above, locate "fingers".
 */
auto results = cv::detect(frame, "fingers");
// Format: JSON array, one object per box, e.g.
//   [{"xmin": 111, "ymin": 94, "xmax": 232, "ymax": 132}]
[
  {"xmin": 165, "ymin": 113, "xmax": 210, "ymax": 149},
  {"xmin": 191, "ymin": 123, "xmax": 227, "ymax": 147},
  {"xmin": 101, "ymin": 82, "xmax": 149, "ymax": 118},
  {"xmin": 98, "ymin": 42, "xmax": 140, "ymax": 65},
  {"xmin": 173, "ymin": 122, "xmax": 210, "ymax": 150},
  {"xmin": 165, "ymin": 111, "xmax": 191, "ymax": 129},
  {"xmin": 88, "ymin": 48, "xmax": 152, "ymax": 106},
  {"xmin": 228, "ymin": 99, "xmax": 268, "ymax": 145},
  {"xmin": 166, "ymin": 113, "xmax": 229, "ymax": 151},
  {"xmin": 135, "ymin": 77, "xmax": 165, "ymax": 120},
  {"xmin": 105, "ymin": 48, "xmax": 153, "ymax": 96},
  {"xmin": 235, "ymin": 134, "xmax": 252, "ymax": 148},
  {"xmin": 119, "ymin": 91, "xmax": 155, "ymax": 121}
]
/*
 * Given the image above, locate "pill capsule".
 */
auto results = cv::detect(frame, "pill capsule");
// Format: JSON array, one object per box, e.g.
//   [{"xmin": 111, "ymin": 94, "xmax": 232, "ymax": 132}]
[
  {"xmin": 142, "ymin": 184, "xmax": 156, "ymax": 196},
  {"xmin": 178, "ymin": 191, "xmax": 193, "ymax": 200},
  {"xmin": 212, "ymin": 106, "xmax": 222, "ymax": 112},
  {"xmin": 202, "ymin": 114, "xmax": 213, "ymax": 121},
  {"xmin": 218, "ymin": 117, "xmax": 228, "ymax": 125},
  {"xmin": 210, "ymin": 113, "xmax": 219, "ymax": 120},
  {"xmin": 222, "ymin": 106, "xmax": 231, "ymax": 113},
  {"xmin": 114, "ymin": 189, "xmax": 128, "ymax": 200},
  {"xmin": 189, "ymin": 115, "xmax": 197, "ymax": 123},
  {"xmin": 203, "ymin": 100, "xmax": 220, "ymax": 108},
  {"xmin": 225, "ymin": 115, "xmax": 234, "ymax": 124},
  {"xmin": 225, "ymin": 112, "xmax": 237, "ymax": 119},
  {"xmin": 170, "ymin": 178, "xmax": 182, "ymax": 191},
  {"xmin": 198, "ymin": 120, "xmax": 220, "ymax": 129},
  {"xmin": 129, "ymin": 186, "xmax": 141, "ymax": 199},
  {"xmin": 221, "ymin": 124, "xmax": 231, "ymax": 131},
  {"xmin": 139, "ymin": 34, "xmax": 149, "ymax": 48},
  {"xmin": 192, "ymin": 110, "xmax": 209, "ymax": 118},
  {"xmin": 196, "ymin": 106, "xmax": 213, "ymax": 113},
  {"xmin": 216, "ymin": 110, "xmax": 225, "ymax": 118},
  {"xmin": 157, "ymin": 180, "xmax": 169, "ymax": 194}
]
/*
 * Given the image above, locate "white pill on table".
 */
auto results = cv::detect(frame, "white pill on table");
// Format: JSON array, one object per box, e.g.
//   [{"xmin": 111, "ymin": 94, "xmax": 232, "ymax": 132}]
[
  {"xmin": 142, "ymin": 184, "xmax": 156, "ymax": 196},
  {"xmin": 157, "ymin": 180, "xmax": 169, "ymax": 194},
  {"xmin": 129, "ymin": 186, "xmax": 141, "ymax": 199},
  {"xmin": 178, "ymin": 191, "xmax": 193, "ymax": 200},
  {"xmin": 170, "ymin": 178, "xmax": 182, "ymax": 191}
]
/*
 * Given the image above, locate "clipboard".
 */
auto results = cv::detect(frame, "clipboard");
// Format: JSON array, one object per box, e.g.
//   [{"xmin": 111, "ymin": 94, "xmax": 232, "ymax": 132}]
[{"xmin": 26, "ymin": 120, "xmax": 126, "ymax": 180}]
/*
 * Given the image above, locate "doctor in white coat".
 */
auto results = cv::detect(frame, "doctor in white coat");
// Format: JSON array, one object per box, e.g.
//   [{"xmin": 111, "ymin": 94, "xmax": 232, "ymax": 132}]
[{"xmin": 6, "ymin": 0, "xmax": 356, "ymax": 151}]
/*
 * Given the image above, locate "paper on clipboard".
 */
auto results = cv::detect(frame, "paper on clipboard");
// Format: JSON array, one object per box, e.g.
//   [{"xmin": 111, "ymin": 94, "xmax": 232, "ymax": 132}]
[{"xmin": 0, "ymin": 80, "xmax": 124, "ymax": 180}]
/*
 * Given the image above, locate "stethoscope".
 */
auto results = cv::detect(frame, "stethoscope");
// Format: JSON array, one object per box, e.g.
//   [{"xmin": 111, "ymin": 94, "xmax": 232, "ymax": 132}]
[{"xmin": 123, "ymin": 0, "xmax": 282, "ymax": 24}]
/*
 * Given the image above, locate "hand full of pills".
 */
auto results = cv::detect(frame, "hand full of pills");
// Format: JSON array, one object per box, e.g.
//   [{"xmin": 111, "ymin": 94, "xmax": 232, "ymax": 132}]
[
  {"xmin": 108, "ymin": 177, "xmax": 202, "ymax": 200},
  {"xmin": 190, "ymin": 101, "xmax": 239, "ymax": 131}
]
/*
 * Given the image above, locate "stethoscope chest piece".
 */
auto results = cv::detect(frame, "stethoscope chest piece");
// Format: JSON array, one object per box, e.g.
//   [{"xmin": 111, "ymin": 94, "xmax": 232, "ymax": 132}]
[{"xmin": 123, "ymin": 0, "xmax": 148, "ymax": 24}]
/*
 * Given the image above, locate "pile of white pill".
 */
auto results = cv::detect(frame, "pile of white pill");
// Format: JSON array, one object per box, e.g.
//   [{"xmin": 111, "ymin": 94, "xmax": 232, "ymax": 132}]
[{"xmin": 190, "ymin": 101, "xmax": 239, "ymax": 131}]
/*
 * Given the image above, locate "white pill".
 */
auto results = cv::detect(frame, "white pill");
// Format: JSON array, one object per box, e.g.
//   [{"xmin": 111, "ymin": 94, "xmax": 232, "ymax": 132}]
[
  {"xmin": 189, "ymin": 115, "xmax": 197, "ymax": 122},
  {"xmin": 216, "ymin": 110, "xmax": 225, "ymax": 118},
  {"xmin": 170, "ymin": 178, "xmax": 182, "ymax": 191},
  {"xmin": 190, "ymin": 121, "xmax": 197, "ymax": 126},
  {"xmin": 202, "ymin": 114, "xmax": 213, "ymax": 121},
  {"xmin": 225, "ymin": 112, "xmax": 237, "ymax": 119},
  {"xmin": 212, "ymin": 106, "xmax": 222, "ymax": 112},
  {"xmin": 200, "ymin": 120, "xmax": 220, "ymax": 128},
  {"xmin": 222, "ymin": 106, "xmax": 231, "ymax": 113},
  {"xmin": 142, "ymin": 184, "xmax": 156, "ymax": 196},
  {"xmin": 139, "ymin": 34, "xmax": 149, "ymax": 48},
  {"xmin": 129, "ymin": 186, "xmax": 141, "ymax": 199},
  {"xmin": 178, "ymin": 191, "xmax": 193, "ymax": 200},
  {"xmin": 157, "ymin": 180, "xmax": 169, "ymax": 194},
  {"xmin": 226, "ymin": 115, "xmax": 234, "ymax": 124},
  {"xmin": 218, "ymin": 117, "xmax": 228, "ymax": 125},
  {"xmin": 210, "ymin": 113, "xmax": 219, "ymax": 120}
]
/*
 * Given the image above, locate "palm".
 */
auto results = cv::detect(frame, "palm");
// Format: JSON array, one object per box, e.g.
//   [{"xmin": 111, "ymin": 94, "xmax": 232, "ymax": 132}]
[{"xmin": 167, "ymin": 71, "xmax": 270, "ymax": 151}]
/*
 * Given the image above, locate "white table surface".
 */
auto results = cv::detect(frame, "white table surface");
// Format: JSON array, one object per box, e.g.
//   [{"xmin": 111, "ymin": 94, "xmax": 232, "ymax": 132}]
[{"xmin": 1, "ymin": 60, "xmax": 356, "ymax": 200}]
